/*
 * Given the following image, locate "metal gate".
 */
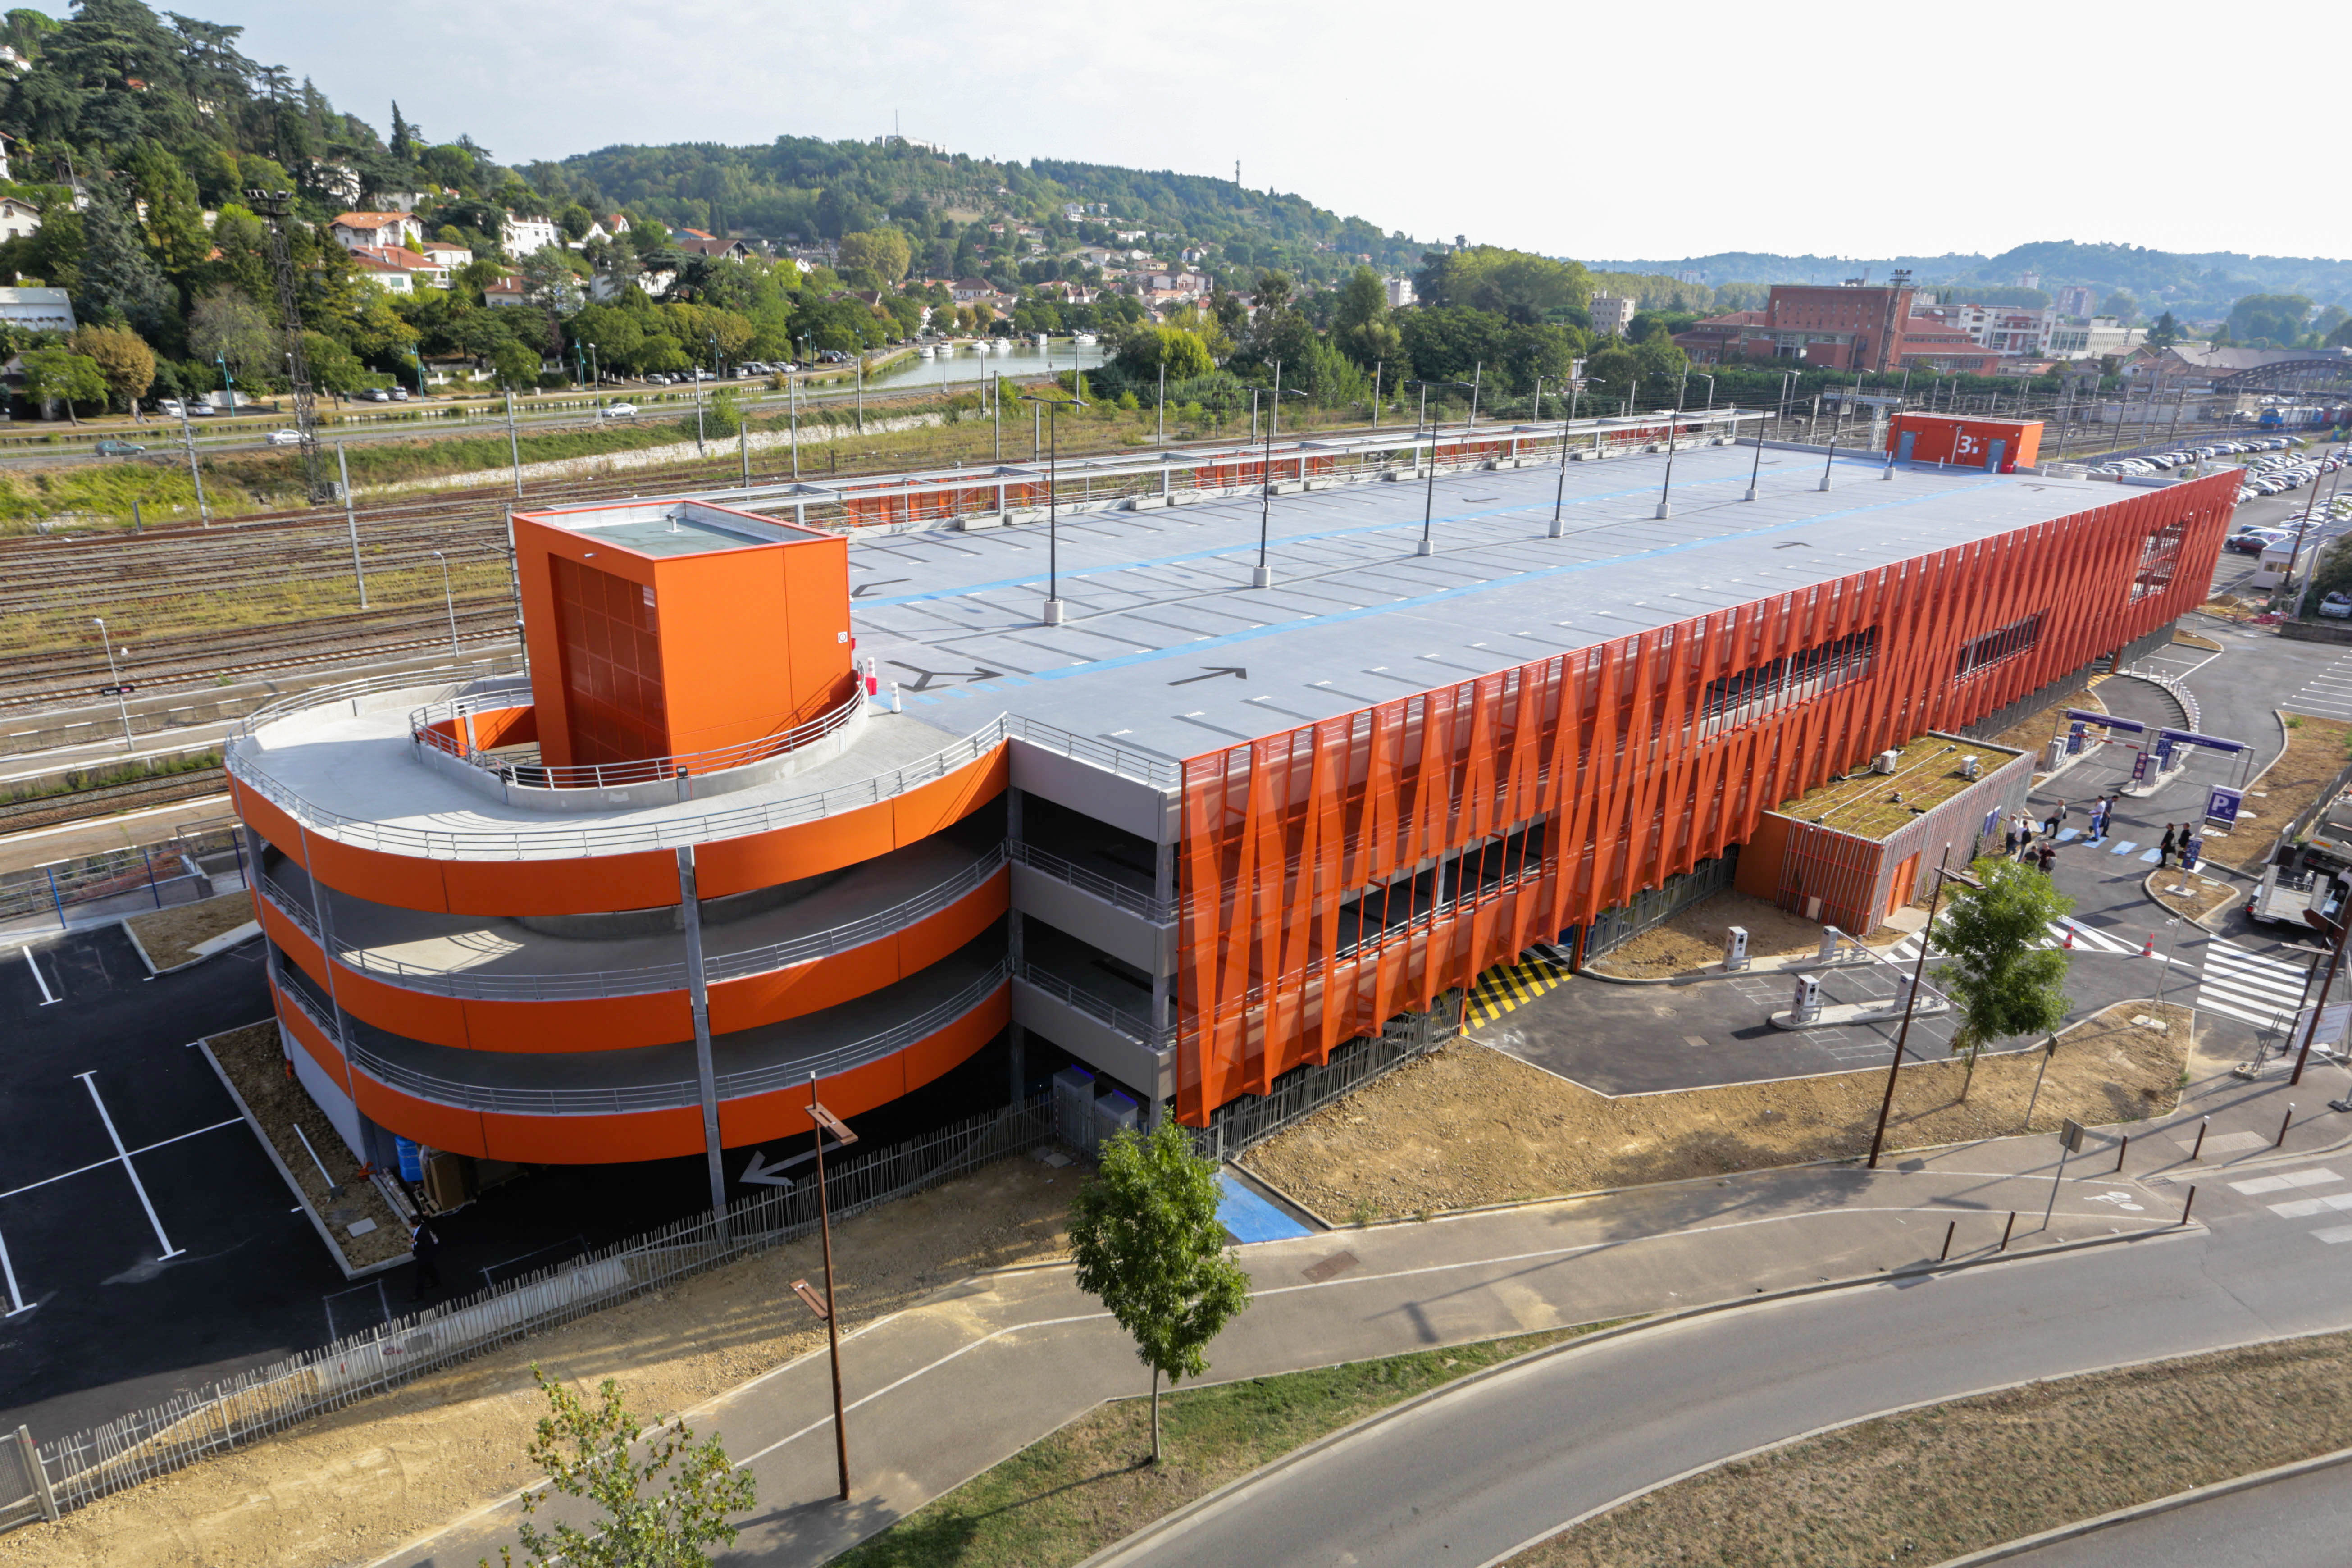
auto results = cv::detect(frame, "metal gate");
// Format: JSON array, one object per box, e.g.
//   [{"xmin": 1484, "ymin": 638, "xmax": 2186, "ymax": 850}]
[{"xmin": 0, "ymin": 1425, "xmax": 57, "ymax": 1531}]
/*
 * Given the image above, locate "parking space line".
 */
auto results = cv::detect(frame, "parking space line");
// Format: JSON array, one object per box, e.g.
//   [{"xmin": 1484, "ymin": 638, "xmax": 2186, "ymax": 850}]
[
  {"xmin": 0, "ymin": 1226, "xmax": 27, "ymax": 1315},
  {"xmin": 0, "ymin": 1117, "xmax": 244, "ymax": 1203},
  {"xmin": 21, "ymin": 946, "xmax": 58, "ymax": 1006},
  {"xmin": 76, "ymin": 1072, "xmax": 184, "ymax": 1260}
]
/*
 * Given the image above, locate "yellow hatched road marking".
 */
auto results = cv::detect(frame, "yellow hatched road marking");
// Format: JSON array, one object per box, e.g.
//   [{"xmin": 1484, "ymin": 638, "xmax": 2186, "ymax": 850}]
[{"xmin": 1467, "ymin": 953, "xmax": 1569, "ymax": 1027}]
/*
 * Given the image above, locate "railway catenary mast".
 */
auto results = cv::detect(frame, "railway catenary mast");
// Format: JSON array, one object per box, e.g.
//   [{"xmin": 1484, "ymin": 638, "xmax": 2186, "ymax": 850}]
[{"xmin": 245, "ymin": 188, "xmax": 331, "ymax": 505}]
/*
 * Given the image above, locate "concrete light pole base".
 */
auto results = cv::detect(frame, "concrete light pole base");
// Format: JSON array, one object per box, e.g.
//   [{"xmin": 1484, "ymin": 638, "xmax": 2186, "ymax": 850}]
[
  {"xmin": 1042, "ymin": 598, "xmax": 1065, "ymax": 625},
  {"xmin": 1818, "ymin": 475, "xmax": 1833, "ymax": 492},
  {"xmin": 1250, "ymin": 565, "xmax": 1272, "ymax": 588},
  {"xmin": 1655, "ymin": 501, "xmax": 1672, "ymax": 519},
  {"xmin": 1415, "ymin": 538, "xmax": 1436, "ymax": 556},
  {"xmin": 1548, "ymin": 518, "xmax": 1566, "ymax": 537},
  {"xmin": 1744, "ymin": 486, "xmax": 1759, "ymax": 501}
]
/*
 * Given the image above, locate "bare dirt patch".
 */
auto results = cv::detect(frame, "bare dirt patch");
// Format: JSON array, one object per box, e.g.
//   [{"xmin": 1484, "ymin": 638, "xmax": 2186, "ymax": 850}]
[
  {"xmin": 1516, "ymin": 1328, "xmax": 2352, "ymax": 1568},
  {"xmin": 206, "ymin": 1021, "xmax": 408, "ymax": 1271},
  {"xmin": 1993, "ymin": 686, "xmax": 2098, "ymax": 761},
  {"xmin": 1243, "ymin": 1003, "xmax": 2192, "ymax": 1221},
  {"xmin": 0, "ymin": 1154, "xmax": 1075, "ymax": 1568},
  {"xmin": 2175, "ymin": 628, "xmax": 2226, "ymax": 652},
  {"xmin": 123, "ymin": 889, "xmax": 255, "ymax": 970},
  {"xmin": 1587, "ymin": 890, "xmax": 1899, "ymax": 980},
  {"xmin": 2212, "ymin": 712, "xmax": 2352, "ymax": 872}
]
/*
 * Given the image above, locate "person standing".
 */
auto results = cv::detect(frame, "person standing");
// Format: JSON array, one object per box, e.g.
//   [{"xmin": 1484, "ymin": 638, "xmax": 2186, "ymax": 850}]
[
  {"xmin": 2016, "ymin": 810, "xmax": 2038, "ymax": 858},
  {"xmin": 410, "ymin": 1219, "xmax": 444, "ymax": 1302},
  {"xmin": 2159, "ymin": 824, "xmax": 2178, "ymax": 866},
  {"xmin": 2044, "ymin": 798, "xmax": 2067, "ymax": 840},
  {"xmin": 2004, "ymin": 818, "xmax": 2020, "ymax": 858}
]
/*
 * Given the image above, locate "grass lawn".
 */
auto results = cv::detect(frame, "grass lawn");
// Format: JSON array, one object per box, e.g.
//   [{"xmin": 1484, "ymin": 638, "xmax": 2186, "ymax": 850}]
[{"xmin": 833, "ymin": 1323, "xmax": 1615, "ymax": 1568}]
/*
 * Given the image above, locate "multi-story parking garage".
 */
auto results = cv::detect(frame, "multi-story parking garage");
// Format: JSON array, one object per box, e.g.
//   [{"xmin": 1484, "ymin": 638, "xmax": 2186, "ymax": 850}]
[{"xmin": 224, "ymin": 414, "xmax": 2233, "ymax": 1171}]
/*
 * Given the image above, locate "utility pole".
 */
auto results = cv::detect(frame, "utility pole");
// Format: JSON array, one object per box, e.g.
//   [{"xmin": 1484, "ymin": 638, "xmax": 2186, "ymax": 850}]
[
  {"xmin": 244, "ymin": 187, "xmax": 328, "ymax": 503},
  {"xmin": 337, "ymin": 443, "xmax": 367, "ymax": 607},
  {"xmin": 177, "ymin": 402, "xmax": 210, "ymax": 525},
  {"xmin": 504, "ymin": 389, "xmax": 522, "ymax": 497}
]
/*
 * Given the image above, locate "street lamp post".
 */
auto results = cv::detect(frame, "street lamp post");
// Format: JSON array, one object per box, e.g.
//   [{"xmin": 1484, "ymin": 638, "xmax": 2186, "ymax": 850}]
[
  {"xmin": 1655, "ymin": 374, "xmax": 1691, "ymax": 519},
  {"xmin": 789, "ymin": 1081, "xmax": 861, "ymax": 1502},
  {"xmin": 429, "ymin": 549, "xmax": 459, "ymax": 658},
  {"xmin": 1017, "ymin": 390, "xmax": 1087, "ymax": 623},
  {"xmin": 1866, "ymin": 852, "xmax": 1983, "ymax": 1167},
  {"xmin": 92, "ymin": 617, "xmax": 133, "ymax": 750},
  {"xmin": 1407, "ymin": 379, "xmax": 1478, "ymax": 556},
  {"xmin": 1252, "ymin": 362, "xmax": 1307, "ymax": 588},
  {"xmin": 1548, "ymin": 375, "xmax": 1583, "ymax": 538},
  {"xmin": 1691, "ymin": 372, "xmax": 1715, "ymax": 416}
]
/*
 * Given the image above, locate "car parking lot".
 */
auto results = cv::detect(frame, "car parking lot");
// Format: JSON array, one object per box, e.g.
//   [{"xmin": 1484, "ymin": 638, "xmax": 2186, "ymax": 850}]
[{"xmin": 0, "ymin": 925, "xmax": 354, "ymax": 1443}]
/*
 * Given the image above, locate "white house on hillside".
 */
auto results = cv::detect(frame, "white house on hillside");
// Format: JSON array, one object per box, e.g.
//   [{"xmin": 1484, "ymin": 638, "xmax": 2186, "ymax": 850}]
[
  {"xmin": 330, "ymin": 211, "xmax": 423, "ymax": 251},
  {"xmin": 0, "ymin": 195, "xmax": 38, "ymax": 242},
  {"xmin": 499, "ymin": 213, "xmax": 560, "ymax": 257}
]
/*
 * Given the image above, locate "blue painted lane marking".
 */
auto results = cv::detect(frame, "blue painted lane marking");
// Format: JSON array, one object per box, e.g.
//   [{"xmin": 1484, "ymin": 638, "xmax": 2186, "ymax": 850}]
[
  {"xmin": 2140, "ymin": 848, "xmax": 2163, "ymax": 863},
  {"xmin": 2108, "ymin": 840, "xmax": 2139, "ymax": 855},
  {"xmin": 1218, "ymin": 1171, "xmax": 1314, "ymax": 1244},
  {"xmin": 2057, "ymin": 828, "xmax": 2079, "ymax": 842}
]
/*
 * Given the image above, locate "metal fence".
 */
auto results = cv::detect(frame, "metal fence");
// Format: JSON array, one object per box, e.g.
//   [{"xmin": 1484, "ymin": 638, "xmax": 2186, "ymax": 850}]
[
  {"xmin": 1579, "ymin": 849, "xmax": 1740, "ymax": 961},
  {"xmin": 0, "ymin": 820, "xmax": 248, "ymax": 929},
  {"xmin": 13, "ymin": 1096, "xmax": 1055, "ymax": 1529}
]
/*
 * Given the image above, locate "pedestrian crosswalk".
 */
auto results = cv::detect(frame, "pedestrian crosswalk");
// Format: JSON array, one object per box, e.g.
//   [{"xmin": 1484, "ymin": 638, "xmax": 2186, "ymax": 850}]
[
  {"xmin": 2229, "ymin": 1167, "xmax": 2352, "ymax": 1245},
  {"xmin": 1885, "ymin": 918, "xmax": 2140, "ymax": 966},
  {"xmin": 2196, "ymin": 938, "xmax": 2310, "ymax": 1031},
  {"xmin": 2283, "ymin": 652, "xmax": 2352, "ymax": 722}
]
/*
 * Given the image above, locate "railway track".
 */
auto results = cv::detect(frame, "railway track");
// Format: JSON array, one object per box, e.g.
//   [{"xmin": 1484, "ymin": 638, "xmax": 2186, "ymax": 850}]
[{"xmin": 0, "ymin": 768, "xmax": 228, "ymax": 833}]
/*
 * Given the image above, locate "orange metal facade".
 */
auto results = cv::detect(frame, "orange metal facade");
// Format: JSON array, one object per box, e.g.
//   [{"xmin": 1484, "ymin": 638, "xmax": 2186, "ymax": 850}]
[{"xmin": 1174, "ymin": 471, "xmax": 2234, "ymax": 1124}]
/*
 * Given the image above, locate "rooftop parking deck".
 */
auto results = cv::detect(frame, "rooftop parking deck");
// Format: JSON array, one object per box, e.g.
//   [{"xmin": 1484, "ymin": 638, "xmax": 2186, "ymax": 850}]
[{"xmin": 845, "ymin": 445, "xmax": 2149, "ymax": 764}]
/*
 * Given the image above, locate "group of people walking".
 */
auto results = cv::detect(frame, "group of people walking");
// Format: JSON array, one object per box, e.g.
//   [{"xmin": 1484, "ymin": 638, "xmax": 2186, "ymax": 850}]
[{"xmin": 2001, "ymin": 796, "xmax": 2201, "ymax": 871}]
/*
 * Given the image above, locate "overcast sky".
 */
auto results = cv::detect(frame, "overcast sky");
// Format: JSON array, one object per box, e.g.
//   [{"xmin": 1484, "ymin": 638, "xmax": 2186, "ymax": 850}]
[{"xmin": 216, "ymin": 0, "xmax": 2350, "ymax": 265}]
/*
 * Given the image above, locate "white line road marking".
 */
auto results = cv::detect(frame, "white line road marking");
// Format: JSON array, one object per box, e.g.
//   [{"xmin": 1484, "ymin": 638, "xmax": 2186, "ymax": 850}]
[
  {"xmin": 0, "ymin": 1117, "xmax": 244, "ymax": 1203},
  {"xmin": 2313, "ymin": 1225, "xmax": 2352, "ymax": 1244},
  {"xmin": 2232, "ymin": 1168, "xmax": 2343, "ymax": 1195},
  {"xmin": 0, "ymin": 1226, "xmax": 27, "ymax": 1315},
  {"xmin": 2268, "ymin": 1192, "xmax": 2352, "ymax": 1220},
  {"xmin": 76, "ymin": 1072, "xmax": 184, "ymax": 1259},
  {"xmin": 21, "ymin": 946, "xmax": 58, "ymax": 1005}
]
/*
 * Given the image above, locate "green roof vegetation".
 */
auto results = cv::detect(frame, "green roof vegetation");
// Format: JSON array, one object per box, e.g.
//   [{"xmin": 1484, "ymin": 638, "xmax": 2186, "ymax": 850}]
[{"xmin": 1775, "ymin": 733, "xmax": 2021, "ymax": 840}]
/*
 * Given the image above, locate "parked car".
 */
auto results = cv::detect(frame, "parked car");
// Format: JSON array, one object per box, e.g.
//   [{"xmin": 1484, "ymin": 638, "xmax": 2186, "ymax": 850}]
[
  {"xmin": 264, "ymin": 429, "xmax": 304, "ymax": 446},
  {"xmin": 598, "ymin": 402, "xmax": 638, "ymax": 419},
  {"xmin": 2229, "ymin": 528, "xmax": 2293, "ymax": 553},
  {"xmin": 390, "ymin": 387, "xmax": 411, "ymax": 401},
  {"xmin": 94, "ymin": 439, "xmax": 146, "ymax": 456},
  {"xmin": 154, "ymin": 399, "xmax": 182, "ymax": 417},
  {"xmin": 2322, "ymin": 593, "xmax": 2352, "ymax": 620},
  {"xmin": 359, "ymin": 387, "xmax": 393, "ymax": 403}
]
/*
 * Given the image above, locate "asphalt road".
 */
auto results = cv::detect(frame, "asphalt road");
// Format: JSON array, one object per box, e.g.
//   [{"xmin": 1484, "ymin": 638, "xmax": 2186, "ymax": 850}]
[
  {"xmin": 1986, "ymin": 1458, "xmax": 2352, "ymax": 1566},
  {"xmin": 1096, "ymin": 1175, "xmax": 2349, "ymax": 1568}
]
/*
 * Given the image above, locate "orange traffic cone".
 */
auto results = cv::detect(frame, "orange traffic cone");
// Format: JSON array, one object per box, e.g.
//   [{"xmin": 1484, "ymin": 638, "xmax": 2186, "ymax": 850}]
[
  {"xmin": 2064, "ymin": 926, "xmax": 2076, "ymax": 950},
  {"xmin": 2141, "ymin": 933, "xmax": 2156, "ymax": 958}
]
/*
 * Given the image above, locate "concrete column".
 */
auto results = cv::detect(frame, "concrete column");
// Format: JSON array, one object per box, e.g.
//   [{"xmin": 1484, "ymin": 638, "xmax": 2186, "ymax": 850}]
[{"xmin": 677, "ymin": 847, "xmax": 728, "ymax": 1238}]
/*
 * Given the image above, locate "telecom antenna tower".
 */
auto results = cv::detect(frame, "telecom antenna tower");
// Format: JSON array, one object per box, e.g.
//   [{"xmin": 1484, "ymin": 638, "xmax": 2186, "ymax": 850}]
[{"xmin": 245, "ymin": 187, "xmax": 330, "ymax": 503}]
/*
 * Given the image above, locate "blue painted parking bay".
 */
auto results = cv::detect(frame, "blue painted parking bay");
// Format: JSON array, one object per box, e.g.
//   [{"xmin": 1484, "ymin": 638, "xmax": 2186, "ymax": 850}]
[{"xmin": 1218, "ymin": 1171, "xmax": 1315, "ymax": 1244}]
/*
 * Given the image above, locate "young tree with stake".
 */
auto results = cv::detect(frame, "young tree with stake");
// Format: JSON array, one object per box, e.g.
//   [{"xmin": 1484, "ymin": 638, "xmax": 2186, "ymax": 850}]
[
  {"xmin": 485, "ymin": 1364, "xmax": 753, "ymax": 1568},
  {"xmin": 1068, "ymin": 1119, "xmax": 1253, "ymax": 1463},
  {"xmin": 1937, "ymin": 857, "xmax": 2074, "ymax": 1098}
]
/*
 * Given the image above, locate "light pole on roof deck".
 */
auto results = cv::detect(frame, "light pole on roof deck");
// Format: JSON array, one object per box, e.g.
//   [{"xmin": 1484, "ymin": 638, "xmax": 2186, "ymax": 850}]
[
  {"xmin": 1252, "ymin": 361, "xmax": 1307, "ymax": 588},
  {"xmin": 1406, "ymin": 379, "xmax": 1477, "ymax": 556},
  {"xmin": 1655, "ymin": 374, "xmax": 1691, "ymax": 519},
  {"xmin": 1017, "ymin": 388, "xmax": 1086, "ymax": 624}
]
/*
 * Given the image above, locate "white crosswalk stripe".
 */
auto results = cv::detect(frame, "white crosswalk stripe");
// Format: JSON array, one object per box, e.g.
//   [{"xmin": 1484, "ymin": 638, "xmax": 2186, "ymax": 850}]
[
  {"xmin": 2285, "ymin": 653, "xmax": 2352, "ymax": 721},
  {"xmin": 2195, "ymin": 938, "xmax": 2310, "ymax": 1031},
  {"xmin": 2219, "ymin": 1165, "xmax": 2352, "ymax": 1244},
  {"xmin": 1884, "ymin": 918, "xmax": 2139, "ymax": 966}
]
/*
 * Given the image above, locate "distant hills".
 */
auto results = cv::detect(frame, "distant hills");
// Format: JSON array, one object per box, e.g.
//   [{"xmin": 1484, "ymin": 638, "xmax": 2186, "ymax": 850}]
[{"xmin": 1581, "ymin": 241, "xmax": 2352, "ymax": 318}]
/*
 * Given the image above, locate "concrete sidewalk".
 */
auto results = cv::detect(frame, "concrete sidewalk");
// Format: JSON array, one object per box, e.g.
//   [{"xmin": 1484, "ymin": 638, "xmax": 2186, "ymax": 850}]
[{"xmin": 356, "ymin": 1053, "xmax": 2352, "ymax": 1568}]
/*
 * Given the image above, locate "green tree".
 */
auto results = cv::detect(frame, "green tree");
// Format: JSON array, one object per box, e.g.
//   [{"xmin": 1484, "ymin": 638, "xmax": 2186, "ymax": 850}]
[
  {"xmin": 128, "ymin": 139, "xmax": 212, "ymax": 275},
  {"xmin": 2229, "ymin": 293, "xmax": 2315, "ymax": 346},
  {"xmin": 1067, "ymin": 1120, "xmax": 1253, "ymax": 1463},
  {"xmin": 2330, "ymin": 315, "xmax": 2352, "ymax": 351},
  {"xmin": 1936, "ymin": 858, "xmax": 2074, "ymax": 1098},
  {"xmin": 489, "ymin": 338, "xmax": 540, "ymax": 391},
  {"xmin": 2099, "ymin": 290, "xmax": 2139, "ymax": 323},
  {"xmin": 2147, "ymin": 310, "xmax": 2183, "ymax": 349},
  {"xmin": 486, "ymin": 1365, "xmax": 753, "ymax": 1568},
  {"xmin": 19, "ymin": 346, "xmax": 108, "ymax": 423},
  {"xmin": 67, "ymin": 324, "xmax": 156, "ymax": 411},
  {"xmin": 1113, "ymin": 324, "xmax": 1213, "ymax": 384},
  {"xmin": 301, "ymin": 330, "xmax": 369, "ymax": 397},
  {"xmin": 1332, "ymin": 265, "xmax": 1402, "ymax": 369},
  {"xmin": 837, "ymin": 228, "xmax": 911, "ymax": 285},
  {"xmin": 75, "ymin": 182, "xmax": 178, "ymax": 346}
]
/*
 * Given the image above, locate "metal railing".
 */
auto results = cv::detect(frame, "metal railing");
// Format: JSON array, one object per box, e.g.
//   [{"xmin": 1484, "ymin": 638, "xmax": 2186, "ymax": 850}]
[
  {"xmin": 410, "ymin": 685, "xmax": 865, "ymax": 791},
  {"xmin": 1006, "ymin": 716, "xmax": 1183, "ymax": 791},
  {"xmin": 262, "ymin": 846, "xmax": 1007, "ymax": 999},
  {"xmin": 232, "ymin": 658, "xmax": 522, "ymax": 742},
  {"xmin": 228, "ymin": 713, "xmax": 1014, "ymax": 860},
  {"xmin": 1010, "ymin": 841, "xmax": 1174, "ymax": 923},
  {"xmin": 1017, "ymin": 961, "xmax": 1172, "ymax": 1048},
  {"xmin": 310, "ymin": 962, "xmax": 1010, "ymax": 1115},
  {"xmin": 15, "ymin": 1095, "xmax": 1055, "ymax": 1527}
]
